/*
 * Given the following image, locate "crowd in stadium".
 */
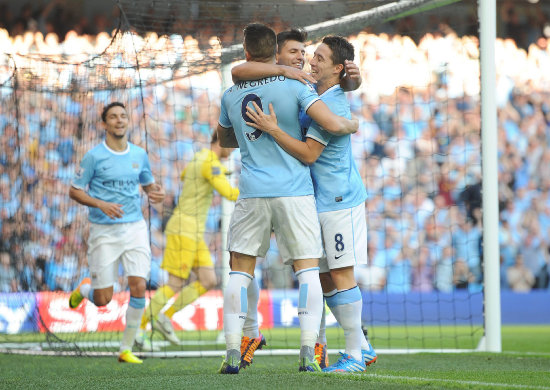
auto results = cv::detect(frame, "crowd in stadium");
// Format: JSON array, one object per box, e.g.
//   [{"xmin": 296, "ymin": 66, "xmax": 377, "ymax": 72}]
[{"xmin": 1, "ymin": 2, "xmax": 550, "ymax": 295}]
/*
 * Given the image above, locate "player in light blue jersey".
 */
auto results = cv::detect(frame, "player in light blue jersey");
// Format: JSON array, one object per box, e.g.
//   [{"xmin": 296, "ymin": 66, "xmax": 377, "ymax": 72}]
[
  {"xmin": 233, "ymin": 29, "xmax": 373, "ymax": 370},
  {"xmin": 217, "ymin": 23, "xmax": 358, "ymax": 374},
  {"xmin": 246, "ymin": 36, "xmax": 376, "ymax": 373},
  {"xmin": 68, "ymin": 102, "xmax": 165, "ymax": 364}
]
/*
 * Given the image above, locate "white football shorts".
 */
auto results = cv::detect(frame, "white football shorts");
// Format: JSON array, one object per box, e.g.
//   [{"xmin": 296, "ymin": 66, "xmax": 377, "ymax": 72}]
[
  {"xmin": 87, "ymin": 219, "xmax": 151, "ymax": 289},
  {"xmin": 318, "ymin": 202, "xmax": 368, "ymax": 273},
  {"xmin": 228, "ymin": 195, "xmax": 323, "ymax": 264}
]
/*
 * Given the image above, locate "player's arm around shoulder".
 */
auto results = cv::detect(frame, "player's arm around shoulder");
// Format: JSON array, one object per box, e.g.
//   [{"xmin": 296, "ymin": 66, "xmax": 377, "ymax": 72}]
[
  {"xmin": 232, "ymin": 61, "xmax": 280, "ymax": 83},
  {"xmin": 231, "ymin": 62, "xmax": 315, "ymax": 85},
  {"xmin": 306, "ymin": 100, "xmax": 358, "ymax": 136}
]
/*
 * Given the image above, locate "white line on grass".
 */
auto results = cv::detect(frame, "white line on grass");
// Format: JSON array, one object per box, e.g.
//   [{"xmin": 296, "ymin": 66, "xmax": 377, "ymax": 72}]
[{"xmin": 365, "ymin": 373, "xmax": 550, "ymax": 390}]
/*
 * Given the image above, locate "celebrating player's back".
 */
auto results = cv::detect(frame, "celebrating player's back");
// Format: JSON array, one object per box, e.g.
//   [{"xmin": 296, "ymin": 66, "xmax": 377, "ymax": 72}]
[{"xmin": 216, "ymin": 23, "xmax": 358, "ymax": 374}]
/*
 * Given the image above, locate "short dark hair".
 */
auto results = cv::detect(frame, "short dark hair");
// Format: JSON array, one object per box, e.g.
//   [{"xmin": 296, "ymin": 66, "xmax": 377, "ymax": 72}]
[
  {"xmin": 321, "ymin": 35, "xmax": 355, "ymax": 79},
  {"xmin": 243, "ymin": 23, "xmax": 276, "ymax": 61},
  {"xmin": 277, "ymin": 28, "xmax": 307, "ymax": 53},
  {"xmin": 101, "ymin": 102, "xmax": 126, "ymax": 122}
]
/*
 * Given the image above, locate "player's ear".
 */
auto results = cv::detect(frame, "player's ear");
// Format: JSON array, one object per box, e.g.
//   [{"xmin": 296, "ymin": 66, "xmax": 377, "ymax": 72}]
[{"xmin": 335, "ymin": 63, "xmax": 344, "ymax": 76}]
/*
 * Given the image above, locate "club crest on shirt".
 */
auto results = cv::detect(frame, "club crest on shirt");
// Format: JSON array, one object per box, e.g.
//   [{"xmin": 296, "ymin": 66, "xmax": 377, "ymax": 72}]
[{"xmin": 132, "ymin": 162, "xmax": 139, "ymax": 170}]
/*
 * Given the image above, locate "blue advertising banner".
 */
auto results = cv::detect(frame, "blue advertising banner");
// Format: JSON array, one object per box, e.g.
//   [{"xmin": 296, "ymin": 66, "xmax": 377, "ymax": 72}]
[{"xmin": 0, "ymin": 293, "xmax": 39, "ymax": 333}]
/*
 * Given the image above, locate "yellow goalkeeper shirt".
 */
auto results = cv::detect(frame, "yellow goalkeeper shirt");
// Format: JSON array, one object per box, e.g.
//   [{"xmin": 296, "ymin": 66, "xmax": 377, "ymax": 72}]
[{"xmin": 165, "ymin": 148, "xmax": 239, "ymax": 240}]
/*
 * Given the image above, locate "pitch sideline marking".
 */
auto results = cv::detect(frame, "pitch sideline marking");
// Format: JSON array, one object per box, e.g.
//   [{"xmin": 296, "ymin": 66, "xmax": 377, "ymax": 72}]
[{"xmin": 365, "ymin": 373, "xmax": 550, "ymax": 390}]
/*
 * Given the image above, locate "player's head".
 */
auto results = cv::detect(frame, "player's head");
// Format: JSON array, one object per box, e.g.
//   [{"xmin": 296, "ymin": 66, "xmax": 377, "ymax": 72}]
[
  {"xmin": 310, "ymin": 35, "xmax": 354, "ymax": 83},
  {"xmin": 211, "ymin": 130, "xmax": 233, "ymax": 159},
  {"xmin": 101, "ymin": 102, "xmax": 128, "ymax": 139},
  {"xmin": 276, "ymin": 28, "xmax": 307, "ymax": 69},
  {"xmin": 243, "ymin": 23, "xmax": 276, "ymax": 63}
]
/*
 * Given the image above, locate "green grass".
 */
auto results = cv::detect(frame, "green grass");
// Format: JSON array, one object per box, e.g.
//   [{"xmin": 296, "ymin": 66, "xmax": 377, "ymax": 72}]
[{"xmin": 1, "ymin": 326, "xmax": 549, "ymax": 389}]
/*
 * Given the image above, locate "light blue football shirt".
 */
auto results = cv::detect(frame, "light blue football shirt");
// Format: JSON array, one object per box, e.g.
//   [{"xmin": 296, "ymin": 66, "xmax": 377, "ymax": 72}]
[
  {"xmin": 304, "ymin": 84, "xmax": 367, "ymax": 212},
  {"xmin": 71, "ymin": 141, "xmax": 155, "ymax": 224},
  {"xmin": 219, "ymin": 75, "xmax": 319, "ymax": 198}
]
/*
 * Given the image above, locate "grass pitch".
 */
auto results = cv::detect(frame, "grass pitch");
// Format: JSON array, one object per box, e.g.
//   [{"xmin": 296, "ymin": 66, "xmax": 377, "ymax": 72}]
[{"xmin": 0, "ymin": 325, "xmax": 549, "ymax": 389}]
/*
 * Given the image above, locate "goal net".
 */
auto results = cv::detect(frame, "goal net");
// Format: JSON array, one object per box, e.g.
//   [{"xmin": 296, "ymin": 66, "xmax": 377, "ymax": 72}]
[{"xmin": 0, "ymin": 0, "xmax": 491, "ymax": 357}]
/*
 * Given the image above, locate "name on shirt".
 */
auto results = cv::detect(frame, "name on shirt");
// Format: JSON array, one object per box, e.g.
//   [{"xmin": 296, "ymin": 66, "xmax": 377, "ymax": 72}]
[{"xmin": 229, "ymin": 76, "xmax": 287, "ymax": 92}]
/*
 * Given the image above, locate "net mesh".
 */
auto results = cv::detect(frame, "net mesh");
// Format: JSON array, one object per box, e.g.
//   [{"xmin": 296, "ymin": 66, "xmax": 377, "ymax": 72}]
[{"xmin": 0, "ymin": 0, "xmax": 490, "ymax": 356}]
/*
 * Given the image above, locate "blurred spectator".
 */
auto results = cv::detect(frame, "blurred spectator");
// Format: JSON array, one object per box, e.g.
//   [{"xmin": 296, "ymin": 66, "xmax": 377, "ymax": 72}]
[
  {"xmin": 411, "ymin": 246, "xmax": 434, "ymax": 292},
  {"xmin": 1, "ymin": 3, "xmax": 550, "ymax": 296},
  {"xmin": 0, "ymin": 252, "xmax": 16, "ymax": 292},
  {"xmin": 507, "ymin": 254, "xmax": 535, "ymax": 292},
  {"xmin": 453, "ymin": 258, "xmax": 476, "ymax": 290},
  {"xmin": 434, "ymin": 246, "xmax": 454, "ymax": 293}
]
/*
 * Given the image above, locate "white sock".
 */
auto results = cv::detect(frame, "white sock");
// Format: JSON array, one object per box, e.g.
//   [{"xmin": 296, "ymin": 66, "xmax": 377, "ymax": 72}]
[
  {"xmin": 243, "ymin": 277, "xmax": 260, "ymax": 338},
  {"xmin": 317, "ymin": 302, "xmax": 326, "ymax": 345},
  {"xmin": 120, "ymin": 296, "xmax": 145, "ymax": 352},
  {"xmin": 295, "ymin": 267, "xmax": 323, "ymax": 357},
  {"xmin": 79, "ymin": 283, "xmax": 94, "ymax": 304},
  {"xmin": 326, "ymin": 286, "xmax": 363, "ymax": 362},
  {"xmin": 361, "ymin": 326, "xmax": 371, "ymax": 350},
  {"xmin": 223, "ymin": 271, "xmax": 253, "ymax": 352},
  {"xmin": 317, "ymin": 289, "xmax": 336, "ymax": 345}
]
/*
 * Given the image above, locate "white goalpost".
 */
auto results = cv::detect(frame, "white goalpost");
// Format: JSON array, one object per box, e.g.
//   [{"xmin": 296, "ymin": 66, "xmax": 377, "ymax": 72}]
[{"xmin": 478, "ymin": 0, "xmax": 501, "ymax": 353}]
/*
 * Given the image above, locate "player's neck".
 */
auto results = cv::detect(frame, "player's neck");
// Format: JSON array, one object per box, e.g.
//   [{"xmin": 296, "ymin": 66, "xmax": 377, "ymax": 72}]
[
  {"xmin": 105, "ymin": 135, "xmax": 128, "ymax": 152},
  {"xmin": 316, "ymin": 79, "xmax": 339, "ymax": 96}
]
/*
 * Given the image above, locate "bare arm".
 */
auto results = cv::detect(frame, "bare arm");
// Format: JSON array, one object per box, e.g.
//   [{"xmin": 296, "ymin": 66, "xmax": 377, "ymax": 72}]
[
  {"xmin": 246, "ymin": 102, "xmax": 324, "ymax": 165},
  {"xmin": 69, "ymin": 186, "xmax": 124, "ymax": 220},
  {"xmin": 217, "ymin": 124, "xmax": 239, "ymax": 148},
  {"xmin": 306, "ymin": 100, "xmax": 358, "ymax": 135},
  {"xmin": 143, "ymin": 182, "xmax": 165, "ymax": 213},
  {"xmin": 232, "ymin": 62, "xmax": 316, "ymax": 85},
  {"xmin": 340, "ymin": 60, "xmax": 362, "ymax": 92}
]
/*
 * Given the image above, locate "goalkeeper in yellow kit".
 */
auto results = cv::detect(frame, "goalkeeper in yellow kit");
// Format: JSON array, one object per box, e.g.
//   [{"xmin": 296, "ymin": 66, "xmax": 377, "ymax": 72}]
[{"xmin": 136, "ymin": 132, "xmax": 238, "ymax": 347}]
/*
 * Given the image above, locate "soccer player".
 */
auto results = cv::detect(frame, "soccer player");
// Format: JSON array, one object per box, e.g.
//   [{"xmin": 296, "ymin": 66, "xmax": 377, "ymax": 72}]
[
  {"xmin": 245, "ymin": 35, "xmax": 376, "ymax": 373},
  {"xmin": 135, "ymin": 132, "xmax": 239, "ymax": 347},
  {"xmin": 232, "ymin": 28, "xmax": 368, "ymax": 369},
  {"xmin": 217, "ymin": 23, "xmax": 358, "ymax": 374},
  {"xmin": 68, "ymin": 102, "xmax": 165, "ymax": 364},
  {"xmin": 232, "ymin": 28, "xmax": 362, "ymax": 96}
]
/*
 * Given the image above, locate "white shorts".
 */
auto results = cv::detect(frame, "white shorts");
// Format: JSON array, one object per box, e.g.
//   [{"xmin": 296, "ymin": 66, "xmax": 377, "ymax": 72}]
[
  {"xmin": 228, "ymin": 195, "xmax": 323, "ymax": 264},
  {"xmin": 318, "ymin": 203, "xmax": 368, "ymax": 273},
  {"xmin": 87, "ymin": 220, "xmax": 151, "ymax": 289}
]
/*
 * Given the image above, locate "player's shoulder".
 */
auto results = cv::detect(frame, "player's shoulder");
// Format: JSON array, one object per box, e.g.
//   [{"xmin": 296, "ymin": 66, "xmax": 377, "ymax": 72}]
[
  {"xmin": 84, "ymin": 142, "xmax": 106, "ymax": 159},
  {"xmin": 128, "ymin": 142, "xmax": 147, "ymax": 155},
  {"xmin": 285, "ymin": 77, "xmax": 316, "ymax": 92}
]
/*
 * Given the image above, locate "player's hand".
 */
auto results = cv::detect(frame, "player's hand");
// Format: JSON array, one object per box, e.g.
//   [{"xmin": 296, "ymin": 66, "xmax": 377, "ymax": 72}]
[
  {"xmin": 246, "ymin": 102, "xmax": 280, "ymax": 134},
  {"xmin": 146, "ymin": 183, "xmax": 165, "ymax": 204},
  {"xmin": 280, "ymin": 65, "xmax": 316, "ymax": 85},
  {"xmin": 344, "ymin": 60, "xmax": 361, "ymax": 80},
  {"xmin": 98, "ymin": 200, "xmax": 124, "ymax": 219}
]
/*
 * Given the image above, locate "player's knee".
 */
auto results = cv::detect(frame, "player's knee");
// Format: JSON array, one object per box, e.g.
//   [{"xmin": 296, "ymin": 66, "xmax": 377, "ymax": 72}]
[
  {"xmin": 94, "ymin": 296, "xmax": 112, "ymax": 307},
  {"xmin": 128, "ymin": 276, "xmax": 147, "ymax": 297},
  {"xmin": 319, "ymin": 272, "xmax": 335, "ymax": 291}
]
